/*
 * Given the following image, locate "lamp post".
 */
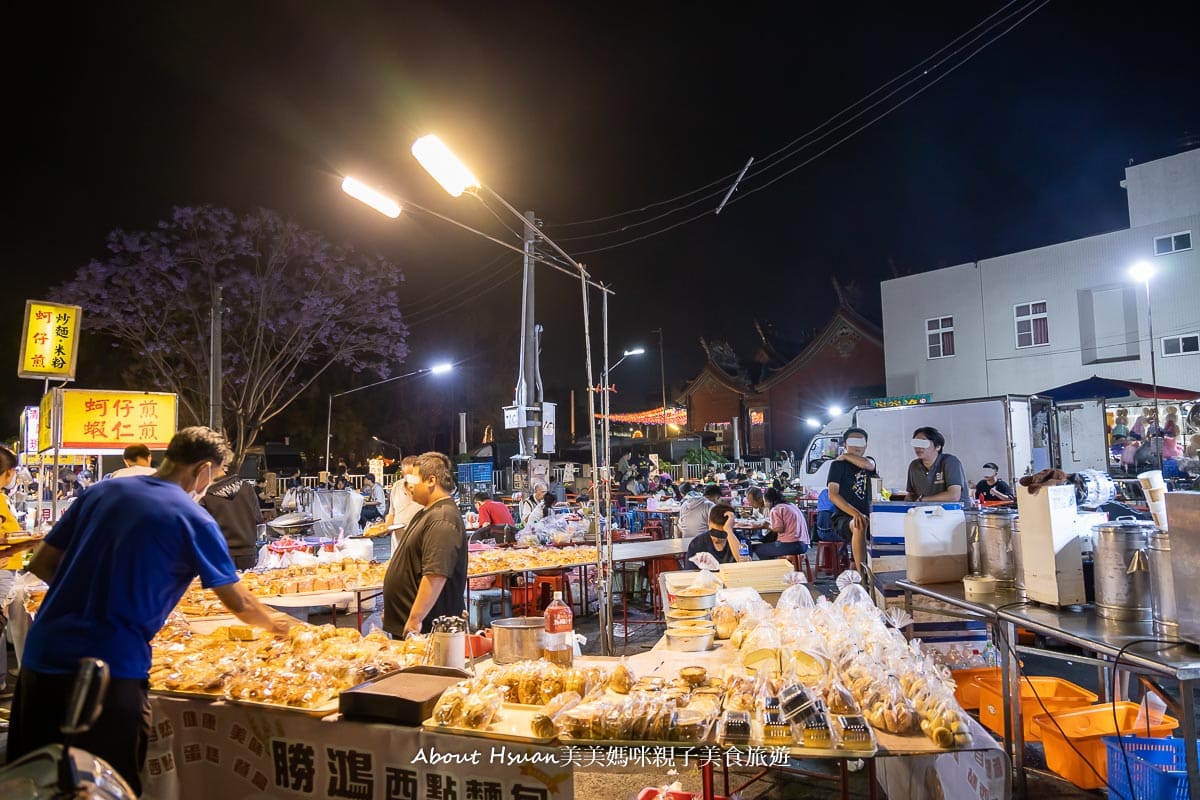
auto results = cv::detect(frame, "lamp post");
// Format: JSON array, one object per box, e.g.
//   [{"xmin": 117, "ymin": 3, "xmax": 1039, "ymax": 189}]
[
  {"xmin": 652, "ymin": 328, "xmax": 667, "ymax": 437},
  {"xmin": 325, "ymin": 363, "xmax": 453, "ymax": 475},
  {"xmin": 1129, "ymin": 261, "xmax": 1162, "ymax": 469},
  {"xmin": 601, "ymin": 341, "xmax": 645, "ymax": 557},
  {"xmin": 402, "ymin": 134, "xmax": 621, "ymax": 654}
]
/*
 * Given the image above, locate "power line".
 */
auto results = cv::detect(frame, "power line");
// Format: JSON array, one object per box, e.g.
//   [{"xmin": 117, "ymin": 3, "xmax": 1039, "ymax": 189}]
[
  {"xmin": 570, "ymin": 0, "xmax": 1050, "ymax": 256},
  {"xmin": 544, "ymin": 0, "xmax": 1028, "ymax": 234}
]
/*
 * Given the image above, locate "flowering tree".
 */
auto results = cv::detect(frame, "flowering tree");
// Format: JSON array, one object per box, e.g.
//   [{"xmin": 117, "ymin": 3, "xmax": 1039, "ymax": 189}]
[{"xmin": 54, "ymin": 205, "xmax": 409, "ymax": 466}]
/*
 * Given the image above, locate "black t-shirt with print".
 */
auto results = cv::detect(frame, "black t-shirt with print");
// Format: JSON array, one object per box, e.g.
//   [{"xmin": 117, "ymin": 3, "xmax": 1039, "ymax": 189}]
[{"xmin": 827, "ymin": 458, "xmax": 876, "ymax": 518}]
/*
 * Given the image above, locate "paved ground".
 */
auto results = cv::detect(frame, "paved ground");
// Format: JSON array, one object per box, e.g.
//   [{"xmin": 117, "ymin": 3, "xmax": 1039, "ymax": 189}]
[{"xmin": 2, "ymin": 572, "xmax": 1183, "ymax": 798}]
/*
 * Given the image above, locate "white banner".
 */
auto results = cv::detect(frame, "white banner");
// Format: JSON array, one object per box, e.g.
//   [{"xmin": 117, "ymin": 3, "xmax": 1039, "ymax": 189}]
[{"xmin": 143, "ymin": 696, "xmax": 573, "ymax": 800}]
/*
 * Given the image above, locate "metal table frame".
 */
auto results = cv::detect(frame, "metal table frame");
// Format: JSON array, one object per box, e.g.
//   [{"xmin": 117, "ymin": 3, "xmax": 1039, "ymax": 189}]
[{"xmin": 897, "ymin": 578, "xmax": 1200, "ymax": 800}]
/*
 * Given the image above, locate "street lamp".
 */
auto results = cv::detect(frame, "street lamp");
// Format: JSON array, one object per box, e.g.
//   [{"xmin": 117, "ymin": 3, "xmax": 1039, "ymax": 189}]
[
  {"xmin": 1129, "ymin": 260, "xmax": 1161, "ymax": 469},
  {"xmin": 601, "ymin": 346, "xmax": 646, "ymax": 489},
  {"xmin": 806, "ymin": 418, "xmax": 822, "ymax": 429},
  {"xmin": 325, "ymin": 363, "xmax": 454, "ymax": 474},
  {"xmin": 828, "ymin": 405, "xmax": 843, "ymax": 417},
  {"xmin": 340, "ymin": 177, "xmax": 401, "ymax": 218}
]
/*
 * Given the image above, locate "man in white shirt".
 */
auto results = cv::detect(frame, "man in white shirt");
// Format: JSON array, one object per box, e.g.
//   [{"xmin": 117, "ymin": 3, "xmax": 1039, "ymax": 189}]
[
  {"xmin": 386, "ymin": 456, "xmax": 422, "ymax": 550},
  {"xmin": 107, "ymin": 444, "xmax": 156, "ymax": 479}
]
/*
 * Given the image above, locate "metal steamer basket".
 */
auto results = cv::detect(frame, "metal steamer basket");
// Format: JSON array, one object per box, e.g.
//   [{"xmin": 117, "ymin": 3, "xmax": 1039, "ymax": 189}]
[
  {"xmin": 490, "ymin": 617, "xmax": 544, "ymax": 664},
  {"xmin": 977, "ymin": 508, "xmax": 1022, "ymax": 589},
  {"xmin": 1092, "ymin": 518, "xmax": 1155, "ymax": 621}
]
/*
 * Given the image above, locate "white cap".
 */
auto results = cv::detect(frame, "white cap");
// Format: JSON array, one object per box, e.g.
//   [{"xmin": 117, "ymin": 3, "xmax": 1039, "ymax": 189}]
[{"xmin": 553, "ymin": 591, "xmax": 563, "ymax": 601}]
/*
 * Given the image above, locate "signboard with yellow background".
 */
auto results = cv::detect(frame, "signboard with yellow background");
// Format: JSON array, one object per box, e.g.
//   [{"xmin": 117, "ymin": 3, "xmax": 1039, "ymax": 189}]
[
  {"xmin": 38, "ymin": 389, "xmax": 178, "ymax": 453},
  {"xmin": 19, "ymin": 300, "xmax": 82, "ymax": 380}
]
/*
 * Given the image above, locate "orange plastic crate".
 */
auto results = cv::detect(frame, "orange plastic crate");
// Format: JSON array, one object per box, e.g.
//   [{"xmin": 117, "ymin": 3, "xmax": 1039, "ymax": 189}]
[
  {"xmin": 951, "ymin": 666, "xmax": 1001, "ymax": 710},
  {"xmin": 1032, "ymin": 701, "xmax": 1178, "ymax": 790},
  {"xmin": 976, "ymin": 675, "xmax": 1097, "ymax": 742}
]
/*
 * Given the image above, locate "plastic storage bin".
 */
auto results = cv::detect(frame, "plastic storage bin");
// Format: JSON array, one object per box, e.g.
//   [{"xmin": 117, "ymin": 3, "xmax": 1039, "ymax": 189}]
[
  {"xmin": 951, "ymin": 666, "xmax": 1000, "ymax": 710},
  {"xmin": 976, "ymin": 675, "xmax": 1097, "ymax": 741},
  {"xmin": 1032, "ymin": 701, "xmax": 1179, "ymax": 790},
  {"xmin": 1104, "ymin": 735, "xmax": 1197, "ymax": 800}
]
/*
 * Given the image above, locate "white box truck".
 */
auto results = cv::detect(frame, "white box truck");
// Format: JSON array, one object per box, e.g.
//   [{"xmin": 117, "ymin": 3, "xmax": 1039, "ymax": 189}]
[{"xmin": 798, "ymin": 395, "xmax": 1058, "ymax": 497}]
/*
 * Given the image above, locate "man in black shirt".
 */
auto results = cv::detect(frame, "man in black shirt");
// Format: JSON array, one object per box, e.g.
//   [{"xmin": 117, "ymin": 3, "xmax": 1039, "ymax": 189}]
[
  {"xmin": 974, "ymin": 462, "xmax": 1014, "ymax": 503},
  {"xmin": 826, "ymin": 427, "xmax": 878, "ymax": 573},
  {"xmin": 383, "ymin": 452, "xmax": 467, "ymax": 636},
  {"xmin": 200, "ymin": 475, "xmax": 264, "ymax": 570},
  {"xmin": 684, "ymin": 504, "xmax": 745, "ymax": 567}
]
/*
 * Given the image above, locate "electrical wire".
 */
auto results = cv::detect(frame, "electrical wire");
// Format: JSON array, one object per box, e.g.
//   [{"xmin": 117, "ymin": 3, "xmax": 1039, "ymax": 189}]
[
  {"xmin": 546, "ymin": 0, "xmax": 1028, "ymax": 231},
  {"xmin": 405, "ymin": 261, "xmax": 523, "ymax": 328},
  {"xmin": 566, "ymin": 0, "xmax": 1051, "ymax": 256},
  {"xmin": 401, "ymin": 255, "xmax": 518, "ymax": 323},
  {"xmin": 1109, "ymin": 638, "xmax": 1188, "ymax": 800}
]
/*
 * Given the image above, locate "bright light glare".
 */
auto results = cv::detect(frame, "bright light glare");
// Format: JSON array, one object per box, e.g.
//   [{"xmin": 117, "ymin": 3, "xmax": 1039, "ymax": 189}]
[
  {"xmin": 1129, "ymin": 261, "xmax": 1156, "ymax": 283},
  {"xmin": 411, "ymin": 135, "xmax": 480, "ymax": 197},
  {"xmin": 828, "ymin": 405, "xmax": 843, "ymax": 416},
  {"xmin": 806, "ymin": 418, "xmax": 821, "ymax": 428},
  {"xmin": 341, "ymin": 176, "xmax": 401, "ymax": 218},
  {"xmin": 430, "ymin": 363, "xmax": 454, "ymax": 375},
  {"xmin": 624, "ymin": 348, "xmax": 646, "ymax": 356}
]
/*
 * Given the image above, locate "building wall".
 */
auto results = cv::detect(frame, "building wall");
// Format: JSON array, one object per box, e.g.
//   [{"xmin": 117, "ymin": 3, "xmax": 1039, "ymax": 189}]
[
  {"xmin": 881, "ymin": 262, "xmax": 990, "ymax": 399},
  {"xmin": 882, "ymin": 213, "xmax": 1200, "ymax": 400},
  {"xmin": 1124, "ymin": 148, "xmax": 1200, "ymax": 227},
  {"xmin": 685, "ymin": 373, "xmax": 744, "ymax": 432}
]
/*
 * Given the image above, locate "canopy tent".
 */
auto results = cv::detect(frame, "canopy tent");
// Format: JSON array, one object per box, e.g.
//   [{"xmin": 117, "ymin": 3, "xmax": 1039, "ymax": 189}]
[
  {"xmin": 597, "ymin": 405, "xmax": 688, "ymax": 426},
  {"xmin": 1034, "ymin": 376, "xmax": 1200, "ymax": 402}
]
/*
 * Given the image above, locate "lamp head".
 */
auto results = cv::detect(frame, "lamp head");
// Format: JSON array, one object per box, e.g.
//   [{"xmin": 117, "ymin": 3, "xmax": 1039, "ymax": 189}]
[
  {"xmin": 1129, "ymin": 261, "xmax": 1156, "ymax": 284},
  {"xmin": 412, "ymin": 135, "xmax": 480, "ymax": 197},
  {"xmin": 341, "ymin": 177, "xmax": 401, "ymax": 218},
  {"xmin": 430, "ymin": 363, "xmax": 454, "ymax": 375},
  {"xmin": 623, "ymin": 348, "xmax": 645, "ymax": 356},
  {"xmin": 828, "ymin": 405, "xmax": 843, "ymax": 416},
  {"xmin": 805, "ymin": 418, "xmax": 821, "ymax": 428}
]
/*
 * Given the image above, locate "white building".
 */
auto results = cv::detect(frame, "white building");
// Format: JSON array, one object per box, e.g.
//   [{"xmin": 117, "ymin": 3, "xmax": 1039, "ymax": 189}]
[{"xmin": 881, "ymin": 148, "xmax": 1200, "ymax": 401}]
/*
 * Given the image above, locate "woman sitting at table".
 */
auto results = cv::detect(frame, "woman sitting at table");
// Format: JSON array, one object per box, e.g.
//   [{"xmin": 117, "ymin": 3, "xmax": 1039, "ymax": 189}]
[
  {"xmin": 754, "ymin": 487, "xmax": 809, "ymax": 559},
  {"xmin": 684, "ymin": 504, "xmax": 745, "ymax": 567}
]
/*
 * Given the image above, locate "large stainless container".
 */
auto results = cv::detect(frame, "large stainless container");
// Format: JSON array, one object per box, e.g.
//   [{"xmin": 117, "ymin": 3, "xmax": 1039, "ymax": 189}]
[
  {"xmin": 1147, "ymin": 529, "xmax": 1177, "ymax": 636},
  {"xmin": 978, "ymin": 508, "xmax": 1021, "ymax": 588},
  {"xmin": 490, "ymin": 617, "xmax": 544, "ymax": 664},
  {"xmin": 1166, "ymin": 493, "xmax": 1200, "ymax": 645},
  {"xmin": 1092, "ymin": 519, "xmax": 1154, "ymax": 621},
  {"xmin": 965, "ymin": 508, "xmax": 981, "ymax": 575}
]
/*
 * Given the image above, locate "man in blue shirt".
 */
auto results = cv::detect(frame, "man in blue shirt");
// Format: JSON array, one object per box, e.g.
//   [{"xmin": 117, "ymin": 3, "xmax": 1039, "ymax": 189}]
[{"xmin": 7, "ymin": 427, "xmax": 293, "ymax": 794}]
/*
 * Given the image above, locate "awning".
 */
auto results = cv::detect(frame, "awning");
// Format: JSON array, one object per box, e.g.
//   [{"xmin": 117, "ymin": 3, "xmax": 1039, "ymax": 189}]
[
  {"xmin": 1033, "ymin": 376, "xmax": 1200, "ymax": 402},
  {"xmin": 597, "ymin": 406, "xmax": 688, "ymax": 426}
]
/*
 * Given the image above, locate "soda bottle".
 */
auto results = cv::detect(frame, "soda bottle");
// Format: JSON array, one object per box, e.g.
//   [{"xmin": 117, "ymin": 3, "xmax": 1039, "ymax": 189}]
[{"xmin": 543, "ymin": 591, "xmax": 574, "ymax": 666}]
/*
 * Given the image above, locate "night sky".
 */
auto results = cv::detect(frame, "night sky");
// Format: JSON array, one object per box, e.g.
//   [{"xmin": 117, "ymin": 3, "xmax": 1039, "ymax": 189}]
[{"xmin": 6, "ymin": 1, "xmax": 1199, "ymax": 444}]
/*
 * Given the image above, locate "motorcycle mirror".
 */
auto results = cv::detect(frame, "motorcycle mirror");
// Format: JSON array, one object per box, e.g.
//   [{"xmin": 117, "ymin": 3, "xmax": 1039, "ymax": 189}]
[{"xmin": 61, "ymin": 658, "xmax": 110, "ymax": 737}]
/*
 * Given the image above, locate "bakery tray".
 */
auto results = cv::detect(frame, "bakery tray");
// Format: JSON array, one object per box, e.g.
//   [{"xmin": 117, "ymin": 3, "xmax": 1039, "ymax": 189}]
[
  {"xmin": 341, "ymin": 668, "xmax": 466, "ymax": 726},
  {"xmin": 151, "ymin": 688, "xmax": 226, "ymax": 702},
  {"xmin": 423, "ymin": 703, "xmax": 558, "ymax": 744},
  {"xmin": 226, "ymin": 696, "xmax": 340, "ymax": 718},
  {"xmin": 559, "ymin": 718, "xmax": 716, "ymax": 748}
]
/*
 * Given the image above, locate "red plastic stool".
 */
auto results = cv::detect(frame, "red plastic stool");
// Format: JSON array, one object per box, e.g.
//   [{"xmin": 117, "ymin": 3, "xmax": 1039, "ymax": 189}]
[
  {"xmin": 642, "ymin": 520, "xmax": 665, "ymax": 539},
  {"xmin": 533, "ymin": 570, "xmax": 573, "ymax": 610},
  {"xmin": 815, "ymin": 540, "xmax": 845, "ymax": 577},
  {"xmin": 786, "ymin": 552, "xmax": 814, "ymax": 583}
]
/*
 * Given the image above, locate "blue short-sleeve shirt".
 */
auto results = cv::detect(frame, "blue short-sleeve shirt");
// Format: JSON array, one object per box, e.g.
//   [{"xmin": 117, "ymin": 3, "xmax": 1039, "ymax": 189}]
[{"xmin": 22, "ymin": 476, "xmax": 239, "ymax": 679}]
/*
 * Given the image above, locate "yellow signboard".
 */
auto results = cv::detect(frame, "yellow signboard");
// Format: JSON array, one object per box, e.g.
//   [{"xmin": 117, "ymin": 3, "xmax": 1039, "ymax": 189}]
[
  {"xmin": 59, "ymin": 390, "xmax": 177, "ymax": 451},
  {"xmin": 18, "ymin": 300, "xmax": 82, "ymax": 380},
  {"xmin": 38, "ymin": 391, "xmax": 54, "ymax": 454}
]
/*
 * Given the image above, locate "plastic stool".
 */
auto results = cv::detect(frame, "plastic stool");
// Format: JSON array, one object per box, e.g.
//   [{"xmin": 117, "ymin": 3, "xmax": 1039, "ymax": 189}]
[
  {"xmin": 787, "ymin": 552, "xmax": 814, "ymax": 583},
  {"xmin": 815, "ymin": 540, "xmax": 845, "ymax": 577},
  {"xmin": 534, "ymin": 570, "xmax": 573, "ymax": 610},
  {"xmin": 642, "ymin": 520, "xmax": 665, "ymax": 539}
]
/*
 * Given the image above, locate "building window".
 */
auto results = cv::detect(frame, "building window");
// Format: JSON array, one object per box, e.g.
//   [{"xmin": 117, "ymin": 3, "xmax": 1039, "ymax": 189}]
[
  {"xmin": 1162, "ymin": 333, "xmax": 1200, "ymax": 357},
  {"xmin": 1015, "ymin": 301, "xmax": 1049, "ymax": 349},
  {"xmin": 926, "ymin": 316, "xmax": 954, "ymax": 359},
  {"xmin": 1154, "ymin": 231, "xmax": 1192, "ymax": 255}
]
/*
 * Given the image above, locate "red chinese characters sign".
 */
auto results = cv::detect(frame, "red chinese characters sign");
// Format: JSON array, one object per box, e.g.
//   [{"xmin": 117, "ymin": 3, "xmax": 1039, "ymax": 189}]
[
  {"xmin": 19, "ymin": 300, "xmax": 82, "ymax": 380},
  {"xmin": 59, "ymin": 390, "xmax": 177, "ymax": 451}
]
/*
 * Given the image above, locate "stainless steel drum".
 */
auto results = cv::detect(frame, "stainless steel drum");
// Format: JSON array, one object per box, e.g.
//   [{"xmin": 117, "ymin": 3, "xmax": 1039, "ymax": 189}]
[
  {"xmin": 965, "ymin": 508, "xmax": 981, "ymax": 575},
  {"xmin": 1092, "ymin": 519, "xmax": 1154, "ymax": 621},
  {"xmin": 1147, "ymin": 529, "xmax": 1177, "ymax": 635},
  {"xmin": 977, "ymin": 508, "xmax": 1022, "ymax": 588},
  {"xmin": 1075, "ymin": 469, "xmax": 1117, "ymax": 508}
]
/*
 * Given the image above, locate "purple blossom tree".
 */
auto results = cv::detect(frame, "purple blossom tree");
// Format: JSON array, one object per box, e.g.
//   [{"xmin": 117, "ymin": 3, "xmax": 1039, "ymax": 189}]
[{"xmin": 54, "ymin": 205, "xmax": 409, "ymax": 466}]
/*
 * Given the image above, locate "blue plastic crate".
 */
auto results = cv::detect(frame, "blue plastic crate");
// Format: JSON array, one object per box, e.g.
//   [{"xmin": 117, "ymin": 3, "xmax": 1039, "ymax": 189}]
[{"xmin": 1104, "ymin": 735, "xmax": 1196, "ymax": 800}]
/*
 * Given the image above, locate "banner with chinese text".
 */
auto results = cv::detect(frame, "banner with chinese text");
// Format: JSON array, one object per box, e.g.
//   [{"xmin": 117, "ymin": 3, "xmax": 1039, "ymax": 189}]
[
  {"xmin": 18, "ymin": 300, "xmax": 82, "ymax": 380},
  {"xmin": 59, "ymin": 389, "xmax": 177, "ymax": 451},
  {"xmin": 144, "ymin": 696, "xmax": 573, "ymax": 800}
]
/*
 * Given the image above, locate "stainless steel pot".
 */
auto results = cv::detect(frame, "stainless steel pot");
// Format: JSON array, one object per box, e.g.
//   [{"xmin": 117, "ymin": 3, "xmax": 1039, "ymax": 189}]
[
  {"xmin": 978, "ymin": 508, "xmax": 1021, "ymax": 588},
  {"xmin": 965, "ymin": 508, "xmax": 981, "ymax": 575},
  {"xmin": 1093, "ymin": 519, "xmax": 1154, "ymax": 621},
  {"xmin": 490, "ymin": 616, "xmax": 544, "ymax": 664},
  {"xmin": 1147, "ymin": 529, "xmax": 1177, "ymax": 635}
]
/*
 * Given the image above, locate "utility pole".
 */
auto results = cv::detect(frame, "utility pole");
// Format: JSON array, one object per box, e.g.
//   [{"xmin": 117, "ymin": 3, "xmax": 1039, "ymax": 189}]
[
  {"xmin": 515, "ymin": 211, "xmax": 540, "ymax": 457},
  {"xmin": 209, "ymin": 283, "xmax": 223, "ymax": 432},
  {"xmin": 653, "ymin": 328, "xmax": 667, "ymax": 438}
]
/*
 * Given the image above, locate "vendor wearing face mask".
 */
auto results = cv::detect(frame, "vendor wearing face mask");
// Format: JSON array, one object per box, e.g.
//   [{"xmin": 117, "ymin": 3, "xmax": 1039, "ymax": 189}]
[
  {"xmin": 974, "ymin": 462, "xmax": 1014, "ymax": 504},
  {"xmin": 905, "ymin": 426, "xmax": 968, "ymax": 503},
  {"xmin": 826, "ymin": 428, "xmax": 877, "ymax": 573},
  {"xmin": 684, "ymin": 503, "xmax": 746, "ymax": 566}
]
